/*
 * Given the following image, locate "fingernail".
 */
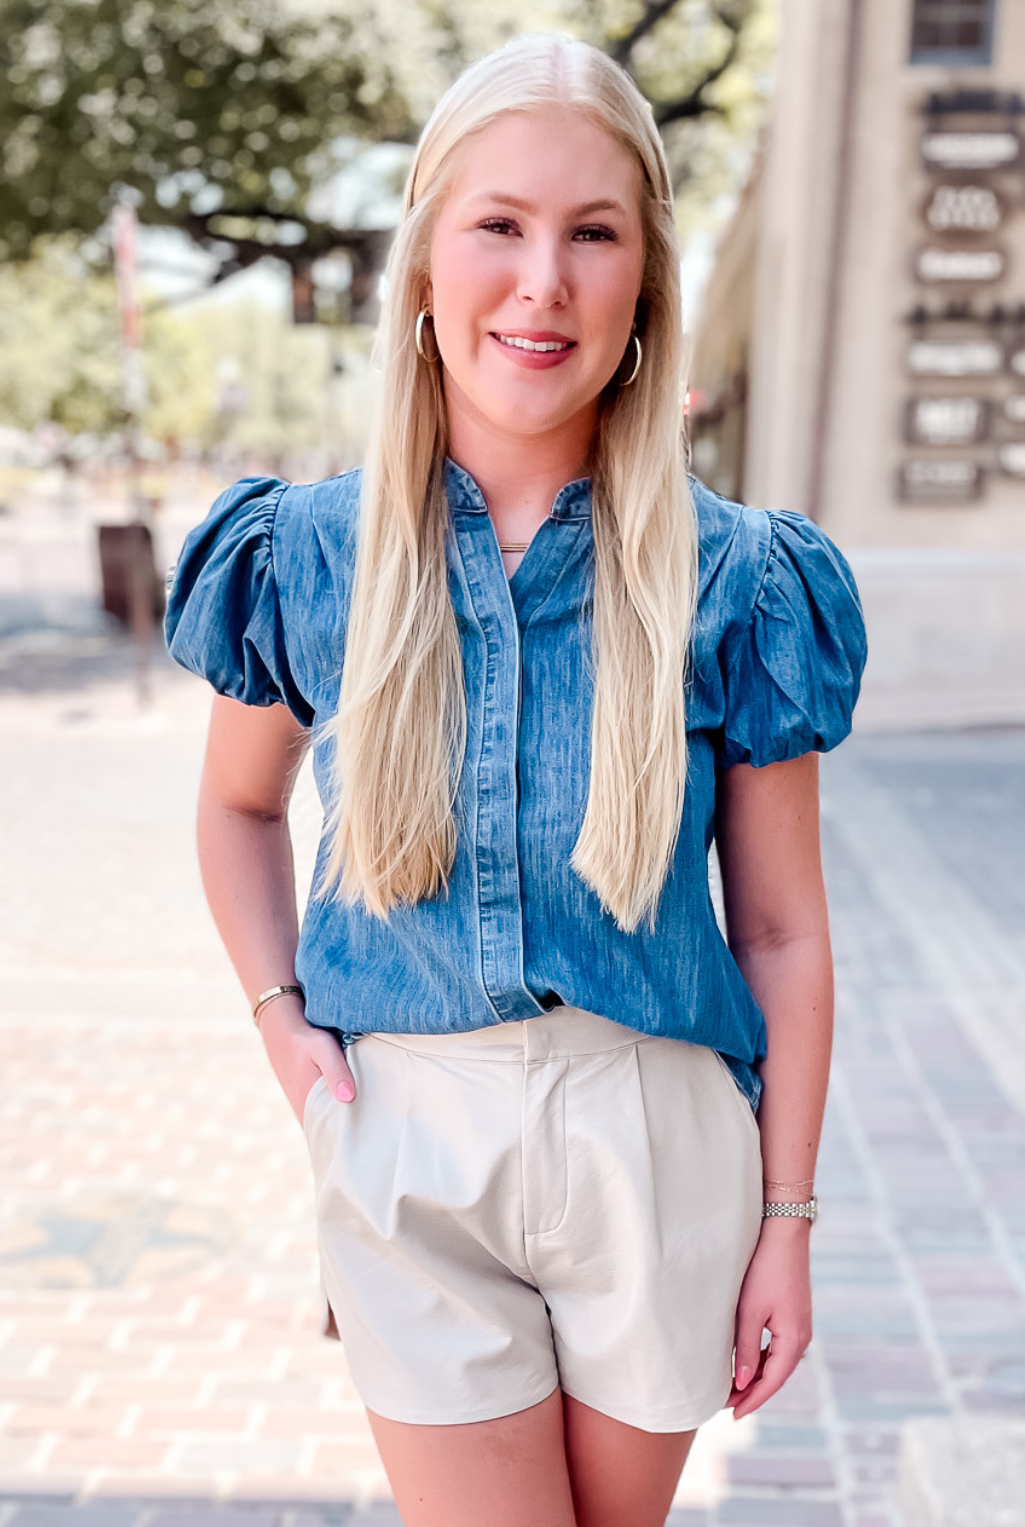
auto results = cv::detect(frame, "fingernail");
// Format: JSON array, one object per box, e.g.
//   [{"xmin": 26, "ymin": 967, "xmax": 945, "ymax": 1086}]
[
  {"xmin": 335, "ymin": 1082, "xmax": 354, "ymax": 1102},
  {"xmin": 736, "ymin": 1365, "xmax": 752, "ymax": 1390}
]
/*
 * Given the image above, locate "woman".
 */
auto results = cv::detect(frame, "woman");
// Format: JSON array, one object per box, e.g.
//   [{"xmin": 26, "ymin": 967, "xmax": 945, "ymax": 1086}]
[{"xmin": 165, "ymin": 33, "xmax": 867, "ymax": 1527}]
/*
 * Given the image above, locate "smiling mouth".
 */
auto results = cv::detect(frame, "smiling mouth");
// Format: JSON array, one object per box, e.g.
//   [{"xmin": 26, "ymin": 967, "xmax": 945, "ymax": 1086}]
[{"xmin": 492, "ymin": 334, "xmax": 575, "ymax": 353}]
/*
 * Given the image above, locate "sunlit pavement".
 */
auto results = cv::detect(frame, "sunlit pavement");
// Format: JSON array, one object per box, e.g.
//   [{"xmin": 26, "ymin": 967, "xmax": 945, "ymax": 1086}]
[{"xmin": 1, "ymin": 607, "xmax": 1024, "ymax": 1527}]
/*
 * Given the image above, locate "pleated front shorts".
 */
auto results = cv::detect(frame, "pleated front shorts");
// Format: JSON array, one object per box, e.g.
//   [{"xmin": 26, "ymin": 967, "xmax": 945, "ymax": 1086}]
[{"xmin": 301, "ymin": 1005, "xmax": 763, "ymax": 1431}]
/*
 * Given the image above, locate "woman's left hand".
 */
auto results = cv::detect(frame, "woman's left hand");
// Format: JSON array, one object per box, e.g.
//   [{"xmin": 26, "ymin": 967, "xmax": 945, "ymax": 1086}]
[{"xmin": 727, "ymin": 1218, "xmax": 814, "ymax": 1420}]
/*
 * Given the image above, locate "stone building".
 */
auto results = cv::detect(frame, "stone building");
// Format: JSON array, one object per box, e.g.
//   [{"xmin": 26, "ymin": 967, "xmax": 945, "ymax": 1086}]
[{"xmin": 689, "ymin": 0, "xmax": 1025, "ymax": 726}]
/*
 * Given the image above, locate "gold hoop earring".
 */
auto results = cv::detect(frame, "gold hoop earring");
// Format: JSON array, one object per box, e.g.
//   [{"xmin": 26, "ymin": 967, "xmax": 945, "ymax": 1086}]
[
  {"xmin": 415, "ymin": 308, "xmax": 438, "ymax": 363},
  {"xmin": 620, "ymin": 332, "xmax": 642, "ymax": 387}
]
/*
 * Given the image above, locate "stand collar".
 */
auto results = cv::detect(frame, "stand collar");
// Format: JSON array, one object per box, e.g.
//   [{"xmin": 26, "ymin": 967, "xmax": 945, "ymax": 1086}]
[{"xmin": 443, "ymin": 456, "xmax": 592, "ymax": 523}]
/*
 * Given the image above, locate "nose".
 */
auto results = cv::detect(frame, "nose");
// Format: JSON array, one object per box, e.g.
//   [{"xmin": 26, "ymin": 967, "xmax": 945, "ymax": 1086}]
[{"xmin": 516, "ymin": 233, "xmax": 569, "ymax": 310}]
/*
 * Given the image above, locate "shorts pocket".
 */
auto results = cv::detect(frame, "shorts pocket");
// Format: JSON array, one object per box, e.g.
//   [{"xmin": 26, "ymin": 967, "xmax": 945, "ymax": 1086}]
[
  {"xmin": 302, "ymin": 1073, "xmax": 329, "ymax": 1134},
  {"xmin": 710, "ymin": 1048, "xmax": 762, "ymax": 1145}
]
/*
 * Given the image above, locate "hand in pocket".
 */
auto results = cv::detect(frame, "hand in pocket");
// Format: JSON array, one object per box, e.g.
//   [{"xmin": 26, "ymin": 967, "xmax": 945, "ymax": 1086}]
[{"xmin": 257, "ymin": 997, "xmax": 356, "ymax": 1125}]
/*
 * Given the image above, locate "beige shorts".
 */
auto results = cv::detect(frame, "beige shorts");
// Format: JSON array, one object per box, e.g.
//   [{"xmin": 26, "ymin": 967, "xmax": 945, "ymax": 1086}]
[{"xmin": 302, "ymin": 1005, "xmax": 763, "ymax": 1431}]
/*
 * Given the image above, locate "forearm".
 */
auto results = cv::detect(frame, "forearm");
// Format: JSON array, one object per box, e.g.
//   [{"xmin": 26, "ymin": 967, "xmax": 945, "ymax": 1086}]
[
  {"xmin": 196, "ymin": 796, "xmax": 302, "ymax": 1009},
  {"xmin": 730, "ymin": 931, "xmax": 834, "ymax": 1195}
]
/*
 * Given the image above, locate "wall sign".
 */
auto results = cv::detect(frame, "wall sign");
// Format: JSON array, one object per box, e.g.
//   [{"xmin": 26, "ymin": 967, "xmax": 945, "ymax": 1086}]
[
  {"xmin": 899, "ymin": 459, "xmax": 984, "ymax": 502},
  {"xmin": 906, "ymin": 396, "xmax": 988, "ymax": 445},
  {"xmin": 923, "ymin": 89, "xmax": 1023, "ymax": 116},
  {"xmin": 924, "ymin": 183, "xmax": 1003, "ymax": 234},
  {"xmin": 915, "ymin": 247, "xmax": 1006, "ymax": 283},
  {"xmin": 921, "ymin": 130, "xmax": 1020, "ymax": 171},
  {"xmin": 998, "ymin": 443, "xmax": 1025, "ymax": 477},
  {"xmin": 907, "ymin": 338, "xmax": 1003, "ymax": 376},
  {"xmin": 904, "ymin": 99, "xmax": 1025, "ymax": 507}
]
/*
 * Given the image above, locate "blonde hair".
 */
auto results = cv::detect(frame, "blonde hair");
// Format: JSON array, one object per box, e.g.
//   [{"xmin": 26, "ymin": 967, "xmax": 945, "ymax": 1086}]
[{"xmin": 314, "ymin": 32, "xmax": 698, "ymax": 935}]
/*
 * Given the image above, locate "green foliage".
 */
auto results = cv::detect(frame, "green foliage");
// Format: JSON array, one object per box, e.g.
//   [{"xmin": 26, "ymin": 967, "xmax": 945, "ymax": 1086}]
[
  {"xmin": 0, "ymin": 237, "xmax": 346, "ymax": 450},
  {"xmin": 366, "ymin": 0, "xmax": 778, "ymax": 218},
  {"xmin": 0, "ymin": 0, "xmax": 779, "ymax": 446},
  {"xmin": 1, "ymin": 0, "xmax": 775, "ymax": 261},
  {"xmin": 143, "ymin": 297, "xmax": 353, "ymax": 456},
  {"xmin": 656, "ymin": 0, "xmax": 778, "ymax": 236},
  {"xmin": 0, "ymin": 0, "xmax": 416, "ymax": 260},
  {"xmin": 557, "ymin": 0, "xmax": 779, "ymax": 234},
  {"xmin": 0, "ymin": 236, "xmax": 123, "ymax": 432}
]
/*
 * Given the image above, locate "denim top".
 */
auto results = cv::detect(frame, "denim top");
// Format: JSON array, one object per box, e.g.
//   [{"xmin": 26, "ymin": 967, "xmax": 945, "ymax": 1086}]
[{"xmin": 164, "ymin": 459, "xmax": 868, "ymax": 1112}]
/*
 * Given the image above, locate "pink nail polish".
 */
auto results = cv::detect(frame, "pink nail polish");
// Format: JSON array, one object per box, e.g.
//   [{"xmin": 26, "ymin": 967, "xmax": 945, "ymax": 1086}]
[
  {"xmin": 336, "ymin": 1082, "xmax": 354, "ymax": 1102},
  {"xmin": 736, "ymin": 1365, "xmax": 752, "ymax": 1389}
]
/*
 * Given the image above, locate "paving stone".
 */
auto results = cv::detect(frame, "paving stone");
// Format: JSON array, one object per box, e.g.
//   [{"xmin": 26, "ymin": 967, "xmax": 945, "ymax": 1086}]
[
  {"xmin": 45, "ymin": 1441, "xmax": 169, "ymax": 1472},
  {"xmin": 145, "ymin": 1509, "xmax": 282, "ymax": 1527},
  {"xmin": 715, "ymin": 1498, "xmax": 844, "ymax": 1526},
  {"xmin": 726, "ymin": 1453, "xmax": 835, "ymax": 1488},
  {"xmin": 170, "ymin": 1443, "xmax": 307, "ymax": 1474},
  {"xmin": 285, "ymin": 1511, "xmax": 355, "ymax": 1527},
  {"xmin": 853, "ymin": 1456, "xmax": 900, "ymax": 1486},
  {"xmin": 346, "ymin": 1509, "xmax": 403, "ymax": 1527},
  {"xmin": 751, "ymin": 1423, "xmax": 830, "ymax": 1452},
  {"xmin": 6, "ymin": 1509, "xmax": 142, "ymax": 1527},
  {"xmin": 833, "ymin": 1397, "xmax": 952, "ymax": 1425},
  {"xmin": 843, "ymin": 1429, "xmax": 901, "ymax": 1458},
  {"xmin": 4, "ymin": 594, "xmax": 1025, "ymax": 1521}
]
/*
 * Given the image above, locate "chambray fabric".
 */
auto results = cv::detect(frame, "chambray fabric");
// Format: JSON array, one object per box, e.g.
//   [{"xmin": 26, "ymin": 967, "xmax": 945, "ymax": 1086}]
[{"xmin": 164, "ymin": 460, "xmax": 868, "ymax": 1112}]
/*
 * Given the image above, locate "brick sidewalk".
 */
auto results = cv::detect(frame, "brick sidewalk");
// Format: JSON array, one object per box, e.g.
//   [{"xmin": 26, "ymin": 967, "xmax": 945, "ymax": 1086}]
[
  {"xmin": 0, "ymin": 1014, "xmax": 393, "ymax": 1512},
  {"xmin": 2, "ymin": 645, "xmax": 1025, "ymax": 1526}
]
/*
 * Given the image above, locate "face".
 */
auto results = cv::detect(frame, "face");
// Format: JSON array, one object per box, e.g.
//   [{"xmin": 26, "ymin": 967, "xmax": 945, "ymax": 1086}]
[{"xmin": 425, "ymin": 107, "xmax": 646, "ymax": 450}]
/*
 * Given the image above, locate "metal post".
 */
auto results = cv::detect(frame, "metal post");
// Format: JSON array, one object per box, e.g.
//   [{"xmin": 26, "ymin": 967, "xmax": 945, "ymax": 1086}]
[{"xmin": 113, "ymin": 201, "xmax": 153, "ymax": 705}]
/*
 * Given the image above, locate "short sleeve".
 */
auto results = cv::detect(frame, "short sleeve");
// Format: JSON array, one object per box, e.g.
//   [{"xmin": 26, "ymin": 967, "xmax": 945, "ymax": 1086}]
[
  {"xmin": 720, "ymin": 509, "xmax": 867, "ymax": 768},
  {"xmin": 163, "ymin": 476, "xmax": 314, "ymax": 727}
]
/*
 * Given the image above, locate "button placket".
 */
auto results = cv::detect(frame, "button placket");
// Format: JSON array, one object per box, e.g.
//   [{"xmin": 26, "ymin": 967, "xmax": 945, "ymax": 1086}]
[
  {"xmin": 443, "ymin": 458, "xmax": 595, "ymax": 1027},
  {"xmin": 452, "ymin": 512, "xmax": 542, "ymax": 1023}
]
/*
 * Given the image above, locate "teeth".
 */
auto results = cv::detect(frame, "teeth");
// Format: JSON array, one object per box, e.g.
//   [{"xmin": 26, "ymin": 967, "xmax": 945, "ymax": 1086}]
[{"xmin": 495, "ymin": 334, "xmax": 571, "ymax": 352}]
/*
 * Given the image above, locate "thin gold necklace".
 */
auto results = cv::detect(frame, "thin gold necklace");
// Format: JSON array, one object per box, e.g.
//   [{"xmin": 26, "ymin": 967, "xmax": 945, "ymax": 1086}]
[{"xmin": 499, "ymin": 541, "xmax": 530, "ymax": 552}]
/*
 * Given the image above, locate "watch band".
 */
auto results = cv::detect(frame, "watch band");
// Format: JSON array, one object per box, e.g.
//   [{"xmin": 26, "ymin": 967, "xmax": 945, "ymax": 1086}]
[{"xmin": 762, "ymin": 1196, "xmax": 818, "ymax": 1223}]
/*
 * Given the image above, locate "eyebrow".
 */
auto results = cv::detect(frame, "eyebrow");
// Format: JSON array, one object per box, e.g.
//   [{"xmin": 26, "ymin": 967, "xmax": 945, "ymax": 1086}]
[{"xmin": 467, "ymin": 192, "xmax": 628, "ymax": 217}]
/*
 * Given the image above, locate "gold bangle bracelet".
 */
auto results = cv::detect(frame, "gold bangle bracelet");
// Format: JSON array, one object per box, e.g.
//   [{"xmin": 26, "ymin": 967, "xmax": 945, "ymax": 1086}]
[{"xmin": 252, "ymin": 984, "xmax": 304, "ymax": 1027}]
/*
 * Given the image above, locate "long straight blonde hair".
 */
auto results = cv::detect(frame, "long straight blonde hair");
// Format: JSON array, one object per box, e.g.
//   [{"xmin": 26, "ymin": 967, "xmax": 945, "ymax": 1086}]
[{"xmin": 314, "ymin": 33, "xmax": 698, "ymax": 935}]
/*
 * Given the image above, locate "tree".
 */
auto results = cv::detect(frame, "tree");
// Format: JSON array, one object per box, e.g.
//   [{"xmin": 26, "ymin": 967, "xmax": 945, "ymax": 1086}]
[
  {"xmin": 143, "ymin": 296, "xmax": 374, "ymax": 464},
  {"xmin": 0, "ymin": 236, "xmax": 376, "ymax": 466},
  {"xmin": 0, "ymin": 236, "xmax": 123, "ymax": 434},
  {"xmin": 1, "ymin": 0, "xmax": 775, "ymax": 308},
  {"xmin": 0, "ymin": 0, "xmax": 416, "ymax": 301},
  {"xmin": 559, "ymin": 0, "xmax": 778, "ymax": 234}
]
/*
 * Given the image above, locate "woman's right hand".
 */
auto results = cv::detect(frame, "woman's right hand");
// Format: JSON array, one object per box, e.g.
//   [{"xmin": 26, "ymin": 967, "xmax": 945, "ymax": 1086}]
[{"xmin": 256, "ymin": 996, "xmax": 357, "ymax": 1125}]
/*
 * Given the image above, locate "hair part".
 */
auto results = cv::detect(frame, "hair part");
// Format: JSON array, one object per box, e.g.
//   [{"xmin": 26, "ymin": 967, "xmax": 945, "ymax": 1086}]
[{"xmin": 314, "ymin": 31, "xmax": 698, "ymax": 935}]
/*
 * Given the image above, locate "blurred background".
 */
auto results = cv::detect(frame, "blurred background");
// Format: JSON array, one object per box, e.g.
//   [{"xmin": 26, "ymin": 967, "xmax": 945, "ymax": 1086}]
[{"xmin": 2, "ymin": 4, "xmax": 1024, "ymax": 1526}]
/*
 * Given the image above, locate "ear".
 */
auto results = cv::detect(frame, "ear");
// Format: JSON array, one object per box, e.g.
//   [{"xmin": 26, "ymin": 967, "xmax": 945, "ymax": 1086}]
[{"xmin": 633, "ymin": 293, "xmax": 650, "ymax": 336}]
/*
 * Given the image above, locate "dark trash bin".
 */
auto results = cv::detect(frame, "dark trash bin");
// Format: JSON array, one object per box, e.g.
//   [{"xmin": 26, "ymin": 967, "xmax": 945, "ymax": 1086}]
[{"xmin": 97, "ymin": 522, "xmax": 165, "ymax": 628}]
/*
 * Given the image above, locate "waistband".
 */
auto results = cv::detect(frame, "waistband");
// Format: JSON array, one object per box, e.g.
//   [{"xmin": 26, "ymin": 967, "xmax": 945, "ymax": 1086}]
[{"xmin": 366, "ymin": 1006, "xmax": 657, "ymax": 1062}]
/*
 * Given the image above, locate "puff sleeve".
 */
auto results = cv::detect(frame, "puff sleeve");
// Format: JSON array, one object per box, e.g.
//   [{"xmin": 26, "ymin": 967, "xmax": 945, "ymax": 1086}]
[
  {"xmin": 163, "ymin": 476, "xmax": 315, "ymax": 728},
  {"xmin": 720, "ymin": 509, "xmax": 867, "ymax": 768}
]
